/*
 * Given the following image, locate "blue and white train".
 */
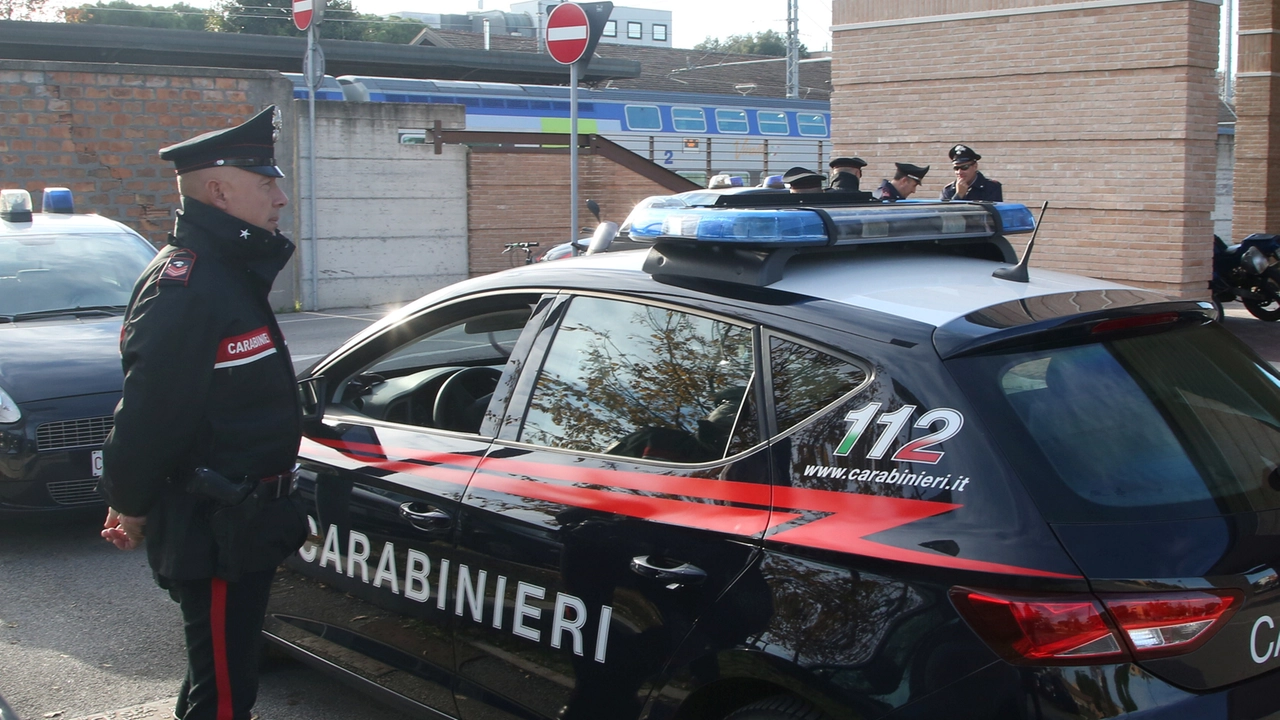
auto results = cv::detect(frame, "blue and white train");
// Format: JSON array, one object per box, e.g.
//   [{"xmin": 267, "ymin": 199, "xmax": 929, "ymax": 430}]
[{"xmin": 287, "ymin": 73, "xmax": 832, "ymax": 186}]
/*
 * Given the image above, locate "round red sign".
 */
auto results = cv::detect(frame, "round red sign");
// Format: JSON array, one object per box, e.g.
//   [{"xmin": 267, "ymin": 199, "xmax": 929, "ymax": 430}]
[
  {"xmin": 293, "ymin": 0, "xmax": 313, "ymax": 31},
  {"xmin": 546, "ymin": 3, "xmax": 590, "ymax": 65}
]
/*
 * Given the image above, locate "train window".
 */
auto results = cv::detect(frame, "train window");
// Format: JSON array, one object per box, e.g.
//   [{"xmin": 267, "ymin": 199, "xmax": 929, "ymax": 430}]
[
  {"xmin": 507, "ymin": 99, "xmax": 530, "ymax": 109},
  {"xmin": 677, "ymin": 171, "xmax": 708, "ymax": 187},
  {"xmin": 481, "ymin": 98, "xmax": 504, "ymax": 108},
  {"xmin": 672, "ymin": 107, "xmax": 706, "ymax": 133},
  {"xmin": 462, "ymin": 98, "xmax": 482, "ymax": 108},
  {"xmin": 552, "ymin": 101, "xmax": 570, "ymax": 111},
  {"xmin": 603, "ymin": 20, "xmax": 616, "ymax": 37},
  {"xmin": 797, "ymin": 113, "xmax": 828, "ymax": 137},
  {"xmin": 758, "ymin": 111, "xmax": 790, "ymax": 135},
  {"xmin": 625, "ymin": 105, "xmax": 662, "ymax": 131},
  {"xmin": 532, "ymin": 100, "xmax": 552, "ymax": 109},
  {"xmin": 715, "ymin": 109, "xmax": 749, "ymax": 134},
  {"xmin": 428, "ymin": 96, "xmax": 456, "ymax": 105},
  {"xmin": 653, "ymin": 24, "xmax": 667, "ymax": 41},
  {"xmin": 627, "ymin": 21, "xmax": 642, "ymax": 39}
]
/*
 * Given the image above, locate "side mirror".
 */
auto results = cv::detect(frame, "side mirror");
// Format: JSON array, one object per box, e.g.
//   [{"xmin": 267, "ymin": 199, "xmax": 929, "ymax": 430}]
[
  {"xmin": 586, "ymin": 199, "xmax": 601, "ymax": 223},
  {"xmin": 586, "ymin": 221, "xmax": 619, "ymax": 256},
  {"xmin": 298, "ymin": 376, "xmax": 328, "ymax": 424}
]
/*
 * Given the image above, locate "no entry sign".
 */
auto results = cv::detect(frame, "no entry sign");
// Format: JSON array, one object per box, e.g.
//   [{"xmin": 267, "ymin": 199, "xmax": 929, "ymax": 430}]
[
  {"xmin": 546, "ymin": 2, "xmax": 590, "ymax": 65},
  {"xmin": 293, "ymin": 0, "xmax": 314, "ymax": 31}
]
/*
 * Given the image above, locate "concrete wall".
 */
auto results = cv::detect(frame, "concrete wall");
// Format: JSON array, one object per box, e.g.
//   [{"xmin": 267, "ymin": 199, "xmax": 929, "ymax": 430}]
[
  {"xmin": 296, "ymin": 101, "xmax": 467, "ymax": 310},
  {"xmin": 831, "ymin": 0, "xmax": 1221, "ymax": 298},
  {"xmin": 1215, "ymin": 130, "xmax": 1235, "ymax": 241}
]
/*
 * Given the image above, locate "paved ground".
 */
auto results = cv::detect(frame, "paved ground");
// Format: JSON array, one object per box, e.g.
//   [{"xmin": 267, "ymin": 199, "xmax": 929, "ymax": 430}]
[{"xmin": 1220, "ymin": 301, "xmax": 1280, "ymax": 366}]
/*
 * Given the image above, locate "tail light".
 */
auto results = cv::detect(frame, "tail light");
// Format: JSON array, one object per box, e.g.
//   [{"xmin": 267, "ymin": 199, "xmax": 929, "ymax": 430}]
[{"xmin": 950, "ymin": 587, "xmax": 1242, "ymax": 666}]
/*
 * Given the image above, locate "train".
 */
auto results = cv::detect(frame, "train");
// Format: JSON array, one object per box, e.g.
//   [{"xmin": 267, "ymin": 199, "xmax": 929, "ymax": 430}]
[{"xmin": 286, "ymin": 73, "xmax": 832, "ymax": 187}]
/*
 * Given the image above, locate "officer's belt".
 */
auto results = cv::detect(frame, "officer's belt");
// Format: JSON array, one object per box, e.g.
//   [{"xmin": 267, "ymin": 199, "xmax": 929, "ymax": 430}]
[{"xmin": 256, "ymin": 469, "xmax": 295, "ymax": 499}]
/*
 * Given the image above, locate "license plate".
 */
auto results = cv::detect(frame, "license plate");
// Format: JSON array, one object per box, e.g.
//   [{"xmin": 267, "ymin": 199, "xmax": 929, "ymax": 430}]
[{"xmin": 91, "ymin": 450, "xmax": 104, "ymax": 478}]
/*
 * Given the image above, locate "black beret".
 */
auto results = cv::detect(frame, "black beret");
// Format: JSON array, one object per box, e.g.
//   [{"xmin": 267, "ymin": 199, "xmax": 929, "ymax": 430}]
[
  {"xmin": 159, "ymin": 105, "xmax": 284, "ymax": 178},
  {"xmin": 948, "ymin": 144, "xmax": 981, "ymax": 164},
  {"xmin": 782, "ymin": 166, "xmax": 824, "ymax": 187},
  {"xmin": 895, "ymin": 163, "xmax": 930, "ymax": 182},
  {"xmin": 828, "ymin": 156, "xmax": 867, "ymax": 169}
]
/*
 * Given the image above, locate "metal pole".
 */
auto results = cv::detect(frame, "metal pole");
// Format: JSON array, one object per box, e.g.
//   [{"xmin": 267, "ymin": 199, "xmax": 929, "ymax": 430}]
[
  {"xmin": 306, "ymin": 26, "xmax": 319, "ymax": 311},
  {"xmin": 570, "ymin": 61, "xmax": 579, "ymax": 244},
  {"xmin": 786, "ymin": 0, "xmax": 799, "ymax": 99}
]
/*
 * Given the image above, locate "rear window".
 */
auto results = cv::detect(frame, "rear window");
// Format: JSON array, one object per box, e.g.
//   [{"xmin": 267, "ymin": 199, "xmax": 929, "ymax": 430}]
[{"xmin": 949, "ymin": 323, "xmax": 1280, "ymax": 522}]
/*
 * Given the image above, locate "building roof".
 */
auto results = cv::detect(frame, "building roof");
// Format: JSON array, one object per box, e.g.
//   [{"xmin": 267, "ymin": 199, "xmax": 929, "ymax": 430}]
[{"xmin": 421, "ymin": 29, "xmax": 831, "ymax": 101}]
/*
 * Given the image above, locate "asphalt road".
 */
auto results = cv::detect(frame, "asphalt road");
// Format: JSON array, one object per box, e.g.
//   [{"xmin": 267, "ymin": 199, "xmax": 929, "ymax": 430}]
[
  {"xmin": 0, "ymin": 305, "xmax": 405, "ymax": 720},
  {"xmin": 2, "ymin": 301, "xmax": 1278, "ymax": 720}
]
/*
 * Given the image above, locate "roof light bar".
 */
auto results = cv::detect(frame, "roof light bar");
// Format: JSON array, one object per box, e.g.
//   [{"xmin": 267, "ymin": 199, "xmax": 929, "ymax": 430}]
[
  {"xmin": 0, "ymin": 189, "xmax": 33, "ymax": 223},
  {"xmin": 628, "ymin": 202, "xmax": 1036, "ymax": 249}
]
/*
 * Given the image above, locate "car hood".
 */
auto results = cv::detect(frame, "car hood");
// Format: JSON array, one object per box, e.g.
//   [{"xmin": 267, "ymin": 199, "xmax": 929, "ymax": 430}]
[{"xmin": 0, "ymin": 317, "xmax": 124, "ymax": 402}]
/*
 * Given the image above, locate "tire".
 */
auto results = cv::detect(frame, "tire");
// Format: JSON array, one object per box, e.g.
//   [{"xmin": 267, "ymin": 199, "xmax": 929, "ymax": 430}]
[
  {"xmin": 1243, "ymin": 273, "xmax": 1280, "ymax": 321},
  {"xmin": 723, "ymin": 696, "xmax": 828, "ymax": 720}
]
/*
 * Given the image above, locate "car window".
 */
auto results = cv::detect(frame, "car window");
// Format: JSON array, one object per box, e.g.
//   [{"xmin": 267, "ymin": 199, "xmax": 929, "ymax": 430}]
[
  {"xmin": 520, "ymin": 296, "xmax": 758, "ymax": 463},
  {"xmin": 0, "ymin": 232, "xmax": 154, "ymax": 316},
  {"xmin": 950, "ymin": 322, "xmax": 1280, "ymax": 521},
  {"xmin": 334, "ymin": 295, "xmax": 539, "ymax": 433},
  {"xmin": 769, "ymin": 335, "xmax": 870, "ymax": 434}
]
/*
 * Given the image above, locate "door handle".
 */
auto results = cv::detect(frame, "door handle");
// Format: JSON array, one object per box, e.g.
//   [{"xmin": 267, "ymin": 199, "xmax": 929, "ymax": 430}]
[
  {"xmin": 630, "ymin": 555, "xmax": 707, "ymax": 587},
  {"xmin": 399, "ymin": 502, "xmax": 453, "ymax": 532}
]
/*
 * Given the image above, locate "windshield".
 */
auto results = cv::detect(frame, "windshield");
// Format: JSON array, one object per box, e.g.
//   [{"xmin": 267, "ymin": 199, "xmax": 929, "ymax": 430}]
[
  {"xmin": 0, "ymin": 232, "xmax": 154, "ymax": 317},
  {"xmin": 948, "ymin": 322, "xmax": 1280, "ymax": 522}
]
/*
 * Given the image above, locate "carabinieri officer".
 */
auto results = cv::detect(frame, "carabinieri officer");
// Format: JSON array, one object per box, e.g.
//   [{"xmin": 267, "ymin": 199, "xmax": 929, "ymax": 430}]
[
  {"xmin": 940, "ymin": 144, "xmax": 1004, "ymax": 202},
  {"xmin": 99, "ymin": 105, "xmax": 307, "ymax": 720}
]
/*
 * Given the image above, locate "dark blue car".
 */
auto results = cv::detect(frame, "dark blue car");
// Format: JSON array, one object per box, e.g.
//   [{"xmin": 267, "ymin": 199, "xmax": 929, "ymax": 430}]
[{"xmin": 0, "ymin": 189, "xmax": 155, "ymax": 514}]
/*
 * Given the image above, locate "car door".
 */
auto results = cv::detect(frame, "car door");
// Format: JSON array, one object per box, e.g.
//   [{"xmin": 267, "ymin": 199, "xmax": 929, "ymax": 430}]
[
  {"xmin": 266, "ymin": 291, "xmax": 550, "ymax": 718},
  {"xmin": 450, "ymin": 293, "xmax": 775, "ymax": 720}
]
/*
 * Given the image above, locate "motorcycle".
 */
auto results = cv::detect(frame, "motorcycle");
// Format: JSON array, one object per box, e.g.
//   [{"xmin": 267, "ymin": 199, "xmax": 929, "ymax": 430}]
[
  {"xmin": 537, "ymin": 199, "xmax": 620, "ymax": 262},
  {"xmin": 1211, "ymin": 233, "xmax": 1280, "ymax": 321}
]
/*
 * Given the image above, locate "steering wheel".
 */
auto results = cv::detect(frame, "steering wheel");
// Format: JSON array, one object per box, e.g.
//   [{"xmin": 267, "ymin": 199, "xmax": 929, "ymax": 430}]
[{"xmin": 433, "ymin": 367, "xmax": 503, "ymax": 433}]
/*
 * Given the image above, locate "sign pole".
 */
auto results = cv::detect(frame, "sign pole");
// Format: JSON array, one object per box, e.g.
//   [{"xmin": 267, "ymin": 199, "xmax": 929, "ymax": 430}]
[
  {"xmin": 306, "ymin": 26, "xmax": 318, "ymax": 310},
  {"xmin": 569, "ymin": 61, "xmax": 578, "ymax": 246}
]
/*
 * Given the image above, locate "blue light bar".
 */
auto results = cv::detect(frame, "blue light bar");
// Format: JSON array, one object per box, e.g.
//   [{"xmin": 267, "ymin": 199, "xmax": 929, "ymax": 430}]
[
  {"xmin": 995, "ymin": 203, "xmax": 1036, "ymax": 234},
  {"xmin": 627, "ymin": 202, "xmax": 1037, "ymax": 248},
  {"xmin": 629, "ymin": 207, "xmax": 829, "ymax": 246},
  {"xmin": 42, "ymin": 187, "xmax": 74, "ymax": 214}
]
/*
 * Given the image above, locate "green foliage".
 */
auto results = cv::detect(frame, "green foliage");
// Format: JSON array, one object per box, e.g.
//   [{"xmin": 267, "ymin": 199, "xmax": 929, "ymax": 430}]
[
  {"xmin": 2, "ymin": 0, "xmax": 50, "ymax": 21},
  {"xmin": 63, "ymin": 1, "xmax": 211, "ymax": 31},
  {"xmin": 694, "ymin": 29, "xmax": 809, "ymax": 59},
  {"xmin": 211, "ymin": 0, "xmax": 425, "ymax": 42}
]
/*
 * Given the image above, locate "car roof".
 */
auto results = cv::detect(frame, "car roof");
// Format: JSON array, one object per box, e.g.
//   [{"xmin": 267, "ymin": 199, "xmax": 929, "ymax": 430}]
[
  {"xmin": 1, "ymin": 212, "xmax": 146, "ymax": 239},
  {"xmin": 436, "ymin": 247, "xmax": 1131, "ymax": 330}
]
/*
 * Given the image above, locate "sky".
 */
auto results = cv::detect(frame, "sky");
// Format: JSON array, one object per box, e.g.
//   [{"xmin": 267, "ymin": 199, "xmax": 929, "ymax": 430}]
[{"xmin": 354, "ymin": 0, "xmax": 836, "ymax": 52}]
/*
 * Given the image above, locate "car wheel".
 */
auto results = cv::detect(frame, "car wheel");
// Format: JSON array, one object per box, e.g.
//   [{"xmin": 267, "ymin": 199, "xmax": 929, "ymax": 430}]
[
  {"xmin": 723, "ymin": 696, "xmax": 828, "ymax": 720},
  {"xmin": 1243, "ymin": 273, "xmax": 1280, "ymax": 321}
]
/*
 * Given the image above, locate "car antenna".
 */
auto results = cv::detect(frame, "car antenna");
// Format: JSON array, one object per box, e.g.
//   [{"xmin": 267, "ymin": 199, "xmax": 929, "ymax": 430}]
[{"xmin": 992, "ymin": 200, "xmax": 1049, "ymax": 283}]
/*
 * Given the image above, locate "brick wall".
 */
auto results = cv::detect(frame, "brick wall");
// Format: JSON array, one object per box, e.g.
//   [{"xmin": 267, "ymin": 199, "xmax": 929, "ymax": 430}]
[
  {"xmin": 831, "ymin": 0, "xmax": 1220, "ymax": 297},
  {"xmin": 1235, "ymin": 0, "xmax": 1280, "ymax": 236},
  {"xmin": 468, "ymin": 149, "xmax": 676, "ymax": 276},
  {"xmin": 0, "ymin": 60, "xmax": 292, "ymax": 248}
]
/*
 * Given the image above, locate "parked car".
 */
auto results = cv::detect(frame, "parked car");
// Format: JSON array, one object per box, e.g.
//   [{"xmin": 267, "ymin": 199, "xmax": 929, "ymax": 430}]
[
  {"xmin": 266, "ymin": 193, "xmax": 1280, "ymax": 719},
  {"xmin": 0, "ymin": 189, "xmax": 155, "ymax": 514}
]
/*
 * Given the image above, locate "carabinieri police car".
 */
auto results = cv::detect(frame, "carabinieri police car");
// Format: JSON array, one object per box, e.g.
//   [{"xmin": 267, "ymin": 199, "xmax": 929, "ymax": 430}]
[
  {"xmin": 0, "ymin": 189, "xmax": 156, "ymax": 514},
  {"xmin": 266, "ymin": 193, "xmax": 1280, "ymax": 720}
]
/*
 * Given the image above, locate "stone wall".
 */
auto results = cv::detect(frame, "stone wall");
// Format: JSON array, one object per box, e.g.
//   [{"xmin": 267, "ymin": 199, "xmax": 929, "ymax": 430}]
[{"xmin": 831, "ymin": 0, "xmax": 1221, "ymax": 297}]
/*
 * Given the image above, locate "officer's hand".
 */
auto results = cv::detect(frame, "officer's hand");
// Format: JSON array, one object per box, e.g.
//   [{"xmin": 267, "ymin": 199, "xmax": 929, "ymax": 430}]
[
  {"xmin": 102, "ymin": 507, "xmax": 146, "ymax": 551},
  {"xmin": 955, "ymin": 178, "xmax": 972, "ymax": 199}
]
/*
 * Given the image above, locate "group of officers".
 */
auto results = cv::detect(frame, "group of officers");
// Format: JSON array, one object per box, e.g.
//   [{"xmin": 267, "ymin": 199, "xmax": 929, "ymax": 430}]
[{"xmin": 731, "ymin": 143, "xmax": 1004, "ymax": 203}]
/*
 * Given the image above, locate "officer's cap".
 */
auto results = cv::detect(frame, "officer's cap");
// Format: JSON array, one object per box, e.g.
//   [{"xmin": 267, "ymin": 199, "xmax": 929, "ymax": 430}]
[
  {"xmin": 159, "ymin": 105, "xmax": 284, "ymax": 178},
  {"xmin": 783, "ymin": 166, "xmax": 824, "ymax": 188},
  {"xmin": 895, "ymin": 163, "xmax": 930, "ymax": 182},
  {"xmin": 828, "ymin": 156, "xmax": 867, "ymax": 169},
  {"xmin": 948, "ymin": 144, "xmax": 981, "ymax": 165}
]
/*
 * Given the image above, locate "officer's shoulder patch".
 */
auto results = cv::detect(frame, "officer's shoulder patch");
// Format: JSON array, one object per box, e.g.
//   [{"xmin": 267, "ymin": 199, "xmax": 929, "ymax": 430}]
[{"xmin": 158, "ymin": 248, "xmax": 197, "ymax": 286}]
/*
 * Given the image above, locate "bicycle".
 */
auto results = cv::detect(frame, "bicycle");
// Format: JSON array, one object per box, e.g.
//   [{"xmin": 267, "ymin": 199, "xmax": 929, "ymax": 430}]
[{"xmin": 503, "ymin": 241, "xmax": 540, "ymax": 266}]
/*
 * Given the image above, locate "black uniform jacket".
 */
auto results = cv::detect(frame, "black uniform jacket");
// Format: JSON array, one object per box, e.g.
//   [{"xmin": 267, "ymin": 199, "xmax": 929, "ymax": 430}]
[
  {"xmin": 875, "ymin": 179, "xmax": 904, "ymax": 202},
  {"xmin": 941, "ymin": 172, "xmax": 1004, "ymax": 202},
  {"xmin": 827, "ymin": 171, "xmax": 860, "ymax": 193},
  {"xmin": 101, "ymin": 198, "xmax": 305, "ymax": 582}
]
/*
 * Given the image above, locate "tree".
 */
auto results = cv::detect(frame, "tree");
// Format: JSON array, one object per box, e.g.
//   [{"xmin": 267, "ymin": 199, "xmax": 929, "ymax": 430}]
[
  {"xmin": 63, "ymin": 1, "xmax": 212, "ymax": 31},
  {"xmin": 211, "ymin": 0, "xmax": 424, "ymax": 42},
  {"xmin": 1, "ymin": 0, "xmax": 50, "ymax": 21},
  {"xmin": 694, "ymin": 29, "xmax": 809, "ymax": 59}
]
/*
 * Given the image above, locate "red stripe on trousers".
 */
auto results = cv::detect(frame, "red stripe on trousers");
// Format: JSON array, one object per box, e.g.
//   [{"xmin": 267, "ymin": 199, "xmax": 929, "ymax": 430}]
[{"xmin": 210, "ymin": 578, "xmax": 233, "ymax": 720}]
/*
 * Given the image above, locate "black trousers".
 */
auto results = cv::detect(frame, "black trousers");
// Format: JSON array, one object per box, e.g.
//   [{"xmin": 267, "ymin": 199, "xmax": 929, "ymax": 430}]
[{"xmin": 167, "ymin": 569, "xmax": 275, "ymax": 720}]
